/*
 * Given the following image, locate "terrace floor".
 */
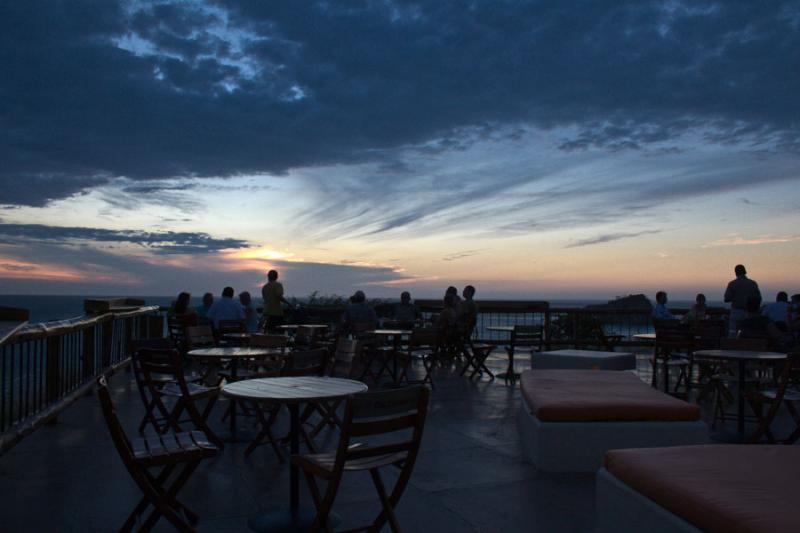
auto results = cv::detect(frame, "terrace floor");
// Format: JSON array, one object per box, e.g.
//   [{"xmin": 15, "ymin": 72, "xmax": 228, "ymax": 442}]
[{"xmin": 0, "ymin": 348, "xmax": 790, "ymax": 532}]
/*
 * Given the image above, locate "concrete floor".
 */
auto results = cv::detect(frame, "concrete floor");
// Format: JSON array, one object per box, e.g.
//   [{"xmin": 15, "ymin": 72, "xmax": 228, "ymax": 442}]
[{"xmin": 0, "ymin": 349, "xmax": 790, "ymax": 532}]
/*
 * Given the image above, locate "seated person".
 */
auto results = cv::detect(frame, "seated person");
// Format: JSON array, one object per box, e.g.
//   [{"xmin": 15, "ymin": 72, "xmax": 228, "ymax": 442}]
[
  {"xmin": 738, "ymin": 296, "xmax": 793, "ymax": 350},
  {"xmin": 762, "ymin": 291, "xmax": 790, "ymax": 331},
  {"xmin": 206, "ymin": 286, "xmax": 245, "ymax": 330},
  {"xmin": 342, "ymin": 290, "xmax": 378, "ymax": 332},
  {"xmin": 651, "ymin": 291, "xmax": 676, "ymax": 321},
  {"xmin": 456, "ymin": 285, "xmax": 479, "ymax": 337},
  {"xmin": 393, "ymin": 291, "xmax": 420, "ymax": 326},
  {"xmin": 681, "ymin": 293, "xmax": 707, "ymax": 324},
  {"xmin": 238, "ymin": 291, "xmax": 259, "ymax": 333},
  {"xmin": 170, "ymin": 292, "xmax": 198, "ymax": 327},
  {"xmin": 195, "ymin": 292, "xmax": 214, "ymax": 322},
  {"xmin": 438, "ymin": 293, "xmax": 459, "ymax": 340}
]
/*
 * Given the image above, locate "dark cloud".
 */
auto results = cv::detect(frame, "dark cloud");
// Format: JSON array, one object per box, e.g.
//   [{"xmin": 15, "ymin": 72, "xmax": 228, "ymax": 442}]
[
  {"xmin": 0, "ymin": 223, "xmax": 248, "ymax": 253},
  {"xmin": 1, "ymin": 0, "xmax": 799, "ymax": 206}
]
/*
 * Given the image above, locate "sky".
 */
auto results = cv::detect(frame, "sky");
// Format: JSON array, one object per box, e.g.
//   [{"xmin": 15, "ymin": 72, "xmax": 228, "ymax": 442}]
[{"xmin": 0, "ymin": 0, "xmax": 798, "ymax": 301}]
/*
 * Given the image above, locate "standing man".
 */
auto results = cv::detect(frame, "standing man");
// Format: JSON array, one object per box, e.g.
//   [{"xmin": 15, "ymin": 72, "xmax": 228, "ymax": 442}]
[
  {"xmin": 261, "ymin": 269, "xmax": 291, "ymax": 332},
  {"xmin": 724, "ymin": 264, "xmax": 761, "ymax": 336}
]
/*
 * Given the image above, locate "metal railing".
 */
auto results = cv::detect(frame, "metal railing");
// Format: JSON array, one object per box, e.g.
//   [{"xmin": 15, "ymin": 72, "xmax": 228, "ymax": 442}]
[{"xmin": 0, "ymin": 306, "xmax": 163, "ymax": 455}]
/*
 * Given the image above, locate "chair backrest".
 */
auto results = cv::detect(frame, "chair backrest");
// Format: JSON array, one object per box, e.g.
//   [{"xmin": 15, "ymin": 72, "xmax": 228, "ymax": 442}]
[
  {"xmin": 128, "ymin": 337, "xmax": 173, "ymax": 357},
  {"xmin": 135, "ymin": 347, "xmax": 191, "ymax": 395},
  {"xmin": 655, "ymin": 322, "xmax": 693, "ymax": 350},
  {"xmin": 185, "ymin": 325, "xmax": 215, "ymax": 350},
  {"xmin": 512, "ymin": 325, "xmax": 543, "ymax": 348},
  {"xmin": 283, "ymin": 348, "xmax": 327, "ymax": 377},
  {"xmin": 334, "ymin": 386, "xmax": 430, "ymax": 473},
  {"xmin": 249, "ymin": 333, "xmax": 288, "ymax": 350},
  {"xmin": 97, "ymin": 376, "xmax": 136, "ymax": 469},
  {"xmin": 692, "ymin": 320, "xmax": 726, "ymax": 349},
  {"xmin": 331, "ymin": 339, "xmax": 361, "ymax": 379},
  {"xmin": 408, "ymin": 328, "xmax": 439, "ymax": 350},
  {"xmin": 167, "ymin": 315, "xmax": 187, "ymax": 346},
  {"xmin": 218, "ymin": 319, "xmax": 247, "ymax": 335},
  {"xmin": 719, "ymin": 337, "xmax": 769, "ymax": 351}
]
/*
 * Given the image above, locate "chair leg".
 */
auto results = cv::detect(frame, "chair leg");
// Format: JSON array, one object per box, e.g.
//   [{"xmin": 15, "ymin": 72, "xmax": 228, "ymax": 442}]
[
  {"xmin": 140, "ymin": 461, "xmax": 201, "ymax": 532},
  {"xmin": 245, "ymin": 404, "xmax": 283, "ymax": 461},
  {"xmin": 369, "ymin": 468, "xmax": 401, "ymax": 533},
  {"xmin": 784, "ymin": 401, "xmax": 800, "ymax": 444}
]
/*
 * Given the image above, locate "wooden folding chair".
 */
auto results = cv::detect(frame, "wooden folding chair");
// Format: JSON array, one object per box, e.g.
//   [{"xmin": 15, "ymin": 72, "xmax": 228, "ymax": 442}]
[
  {"xmin": 400, "ymin": 328, "xmax": 440, "ymax": 387},
  {"xmin": 97, "ymin": 376, "xmax": 219, "ymax": 532},
  {"xmin": 292, "ymin": 386, "xmax": 430, "ymax": 532},
  {"xmin": 748, "ymin": 351, "xmax": 800, "ymax": 444},
  {"xmin": 246, "ymin": 348, "xmax": 329, "ymax": 458},
  {"xmin": 133, "ymin": 347, "xmax": 223, "ymax": 449},
  {"xmin": 707, "ymin": 337, "xmax": 769, "ymax": 428},
  {"xmin": 460, "ymin": 343, "xmax": 496, "ymax": 380},
  {"xmin": 308, "ymin": 339, "xmax": 364, "ymax": 439},
  {"xmin": 651, "ymin": 322, "xmax": 693, "ymax": 394}
]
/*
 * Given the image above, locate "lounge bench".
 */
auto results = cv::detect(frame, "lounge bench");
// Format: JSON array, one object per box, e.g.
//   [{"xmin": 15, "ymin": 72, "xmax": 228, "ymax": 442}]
[
  {"xmin": 596, "ymin": 445, "xmax": 800, "ymax": 533},
  {"xmin": 518, "ymin": 370, "xmax": 707, "ymax": 472}
]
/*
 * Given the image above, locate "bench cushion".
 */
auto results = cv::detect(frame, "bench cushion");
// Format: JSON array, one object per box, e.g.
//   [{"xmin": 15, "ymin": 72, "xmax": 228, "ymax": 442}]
[
  {"xmin": 605, "ymin": 445, "xmax": 800, "ymax": 533},
  {"xmin": 520, "ymin": 369, "xmax": 699, "ymax": 422}
]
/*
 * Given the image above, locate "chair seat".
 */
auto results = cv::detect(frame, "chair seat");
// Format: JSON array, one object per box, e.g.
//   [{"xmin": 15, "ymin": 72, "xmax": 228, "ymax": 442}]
[
  {"xmin": 756, "ymin": 388, "xmax": 800, "ymax": 402},
  {"xmin": 161, "ymin": 382, "xmax": 219, "ymax": 398},
  {"xmin": 131, "ymin": 431, "xmax": 218, "ymax": 467},
  {"xmin": 293, "ymin": 448, "xmax": 408, "ymax": 477}
]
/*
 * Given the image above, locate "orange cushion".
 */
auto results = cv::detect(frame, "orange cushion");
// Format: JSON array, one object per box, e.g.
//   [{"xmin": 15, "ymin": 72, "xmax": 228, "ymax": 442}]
[
  {"xmin": 605, "ymin": 445, "xmax": 800, "ymax": 533},
  {"xmin": 520, "ymin": 369, "xmax": 700, "ymax": 422}
]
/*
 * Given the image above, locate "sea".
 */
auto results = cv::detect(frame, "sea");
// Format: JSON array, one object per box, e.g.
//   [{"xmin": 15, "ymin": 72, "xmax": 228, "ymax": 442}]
[{"xmin": 0, "ymin": 294, "xmax": 707, "ymax": 325}]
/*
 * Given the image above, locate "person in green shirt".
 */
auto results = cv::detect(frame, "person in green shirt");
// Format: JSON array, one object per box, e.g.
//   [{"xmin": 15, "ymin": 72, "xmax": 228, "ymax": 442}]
[{"xmin": 261, "ymin": 269, "xmax": 291, "ymax": 332}]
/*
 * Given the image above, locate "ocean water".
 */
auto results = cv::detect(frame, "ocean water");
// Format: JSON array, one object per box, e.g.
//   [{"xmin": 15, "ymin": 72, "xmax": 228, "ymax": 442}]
[{"xmin": 0, "ymin": 294, "xmax": 706, "ymax": 325}]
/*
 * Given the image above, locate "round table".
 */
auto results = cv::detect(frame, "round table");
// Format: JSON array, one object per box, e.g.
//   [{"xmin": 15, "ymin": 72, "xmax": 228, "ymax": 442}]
[
  {"xmin": 370, "ymin": 330, "xmax": 413, "ymax": 384},
  {"xmin": 486, "ymin": 326, "xmax": 519, "ymax": 383},
  {"xmin": 223, "ymin": 377, "xmax": 368, "ymax": 532},
  {"xmin": 188, "ymin": 346, "xmax": 286, "ymax": 436},
  {"xmin": 693, "ymin": 349, "xmax": 787, "ymax": 434}
]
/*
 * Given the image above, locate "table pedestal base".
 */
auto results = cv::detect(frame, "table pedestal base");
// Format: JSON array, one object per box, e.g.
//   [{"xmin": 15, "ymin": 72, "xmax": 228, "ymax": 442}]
[{"xmin": 248, "ymin": 508, "xmax": 340, "ymax": 533}]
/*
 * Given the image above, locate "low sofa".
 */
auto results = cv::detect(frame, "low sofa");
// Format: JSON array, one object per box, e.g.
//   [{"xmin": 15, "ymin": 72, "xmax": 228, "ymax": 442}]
[
  {"xmin": 518, "ymin": 369, "xmax": 707, "ymax": 472},
  {"xmin": 596, "ymin": 445, "xmax": 800, "ymax": 533}
]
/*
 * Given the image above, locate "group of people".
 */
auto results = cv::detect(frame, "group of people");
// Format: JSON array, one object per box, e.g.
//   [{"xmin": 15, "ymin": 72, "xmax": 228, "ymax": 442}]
[
  {"xmin": 651, "ymin": 264, "xmax": 799, "ymax": 349},
  {"xmin": 169, "ymin": 270, "xmax": 292, "ymax": 333}
]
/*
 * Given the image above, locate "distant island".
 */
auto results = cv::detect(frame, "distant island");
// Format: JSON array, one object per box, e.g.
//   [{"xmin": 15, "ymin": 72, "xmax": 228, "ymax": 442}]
[{"xmin": 587, "ymin": 294, "xmax": 652, "ymax": 309}]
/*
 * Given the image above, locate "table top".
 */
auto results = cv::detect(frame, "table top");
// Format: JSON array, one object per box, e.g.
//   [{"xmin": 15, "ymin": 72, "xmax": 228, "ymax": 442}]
[
  {"xmin": 188, "ymin": 346, "xmax": 285, "ymax": 358},
  {"xmin": 693, "ymin": 349, "xmax": 787, "ymax": 362},
  {"xmin": 486, "ymin": 326, "xmax": 516, "ymax": 333},
  {"xmin": 633, "ymin": 333, "xmax": 656, "ymax": 340},
  {"xmin": 278, "ymin": 324, "xmax": 329, "ymax": 330},
  {"xmin": 371, "ymin": 329, "xmax": 413, "ymax": 336},
  {"xmin": 222, "ymin": 376, "xmax": 368, "ymax": 402},
  {"xmin": 539, "ymin": 349, "xmax": 634, "ymax": 358}
]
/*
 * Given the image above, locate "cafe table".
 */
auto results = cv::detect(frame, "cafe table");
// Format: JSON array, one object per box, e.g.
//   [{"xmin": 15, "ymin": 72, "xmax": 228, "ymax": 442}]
[
  {"xmin": 486, "ymin": 326, "xmax": 518, "ymax": 383},
  {"xmin": 223, "ymin": 376, "xmax": 368, "ymax": 532},
  {"xmin": 370, "ymin": 329, "xmax": 413, "ymax": 383},
  {"xmin": 693, "ymin": 349, "xmax": 787, "ymax": 434},
  {"xmin": 187, "ymin": 346, "xmax": 286, "ymax": 436}
]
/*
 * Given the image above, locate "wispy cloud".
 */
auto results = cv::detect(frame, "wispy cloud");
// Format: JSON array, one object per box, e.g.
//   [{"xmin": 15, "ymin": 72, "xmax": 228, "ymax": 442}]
[
  {"xmin": 565, "ymin": 230, "xmax": 664, "ymax": 248},
  {"xmin": 442, "ymin": 250, "xmax": 482, "ymax": 262},
  {"xmin": 703, "ymin": 234, "xmax": 800, "ymax": 247}
]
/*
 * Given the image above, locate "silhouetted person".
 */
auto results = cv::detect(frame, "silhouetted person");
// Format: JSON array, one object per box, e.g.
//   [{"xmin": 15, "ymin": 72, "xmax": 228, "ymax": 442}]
[
  {"xmin": 762, "ymin": 291, "xmax": 790, "ymax": 331},
  {"xmin": 262, "ymin": 269, "xmax": 291, "ymax": 332},
  {"xmin": 445, "ymin": 286, "xmax": 461, "ymax": 305},
  {"xmin": 239, "ymin": 291, "xmax": 259, "ymax": 333},
  {"xmin": 457, "ymin": 285, "xmax": 478, "ymax": 335},
  {"xmin": 651, "ymin": 291, "xmax": 676, "ymax": 320},
  {"xmin": 206, "ymin": 286, "xmax": 245, "ymax": 330},
  {"xmin": 681, "ymin": 293, "xmax": 707, "ymax": 324},
  {"xmin": 394, "ymin": 291, "xmax": 419, "ymax": 325},
  {"xmin": 195, "ymin": 292, "xmax": 214, "ymax": 320},
  {"xmin": 171, "ymin": 292, "xmax": 198, "ymax": 327},
  {"xmin": 724, "ymin": 264, "xmax": 761, "ymax": 335},
  {"xmin": 342, "ymin": 290, "xmax": 377, "ymax": 330},
  {"xmin": 738, "ymin": 296, "xmax": 791, "ymax": 349}
]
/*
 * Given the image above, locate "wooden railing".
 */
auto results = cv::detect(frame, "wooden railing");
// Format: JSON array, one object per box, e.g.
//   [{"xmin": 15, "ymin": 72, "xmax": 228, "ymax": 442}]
[{"xmin": 0, "ymin": 306, "xmax": 164, "ymax": 455}]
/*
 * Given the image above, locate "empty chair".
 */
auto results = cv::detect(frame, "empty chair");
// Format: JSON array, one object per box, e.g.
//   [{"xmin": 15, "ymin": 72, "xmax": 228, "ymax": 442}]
[
  {"xmin": 308, "ymin": 339, "xmax": 365, "ymax": 439},
  {"xmin": 292, "ymin": 386, "xmax": 430, "ymax": 532},
  {"xmin": 400, "ymin": 328, "xmax": 440, "ymax": 387},
  {"xmin": 132, "ymin": 347, "xmax": 222, "ymax": 448},
  {"xmin": 651, "ymin": 322, "xmax": 693, "ymax": 395},
  {"xmin": 707, "ymin": 337, "xmax": 770, "ymax": 428},
  {"xmin": 97, "ymin": 376, "xmax": 219, "ymax": 532},
  {"xmin": 748, "ymin": 351, "xmax": 800, "ymax": 444}
]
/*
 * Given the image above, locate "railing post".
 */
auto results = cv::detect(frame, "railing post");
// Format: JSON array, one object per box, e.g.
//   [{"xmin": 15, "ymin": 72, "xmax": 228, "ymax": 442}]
[
  {"xmin": 101, "ymin": 318, "xmax": 113, "ymax": 370},
  {"xmin": 45, "ymin": 336, "xmax": 61, "ymax": 423},
  {"xmin": 82, "ymin": 325, "xmax": 96, "ymax": 380},
  {"xmin": 137, "ymin": 315, "xmax": 148, "ymax": 339}
]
